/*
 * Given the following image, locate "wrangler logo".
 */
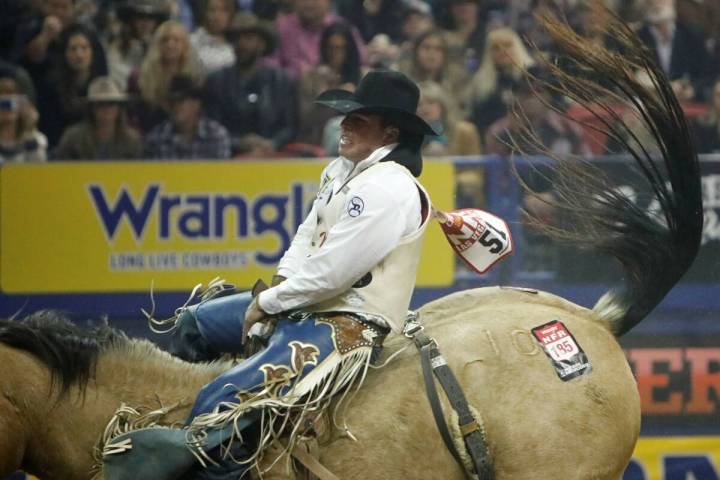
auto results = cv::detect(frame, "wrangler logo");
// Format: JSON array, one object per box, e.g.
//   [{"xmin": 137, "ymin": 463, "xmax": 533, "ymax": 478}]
[{"xmin": 87, "ymin": 183, "xmax": 311, "ymax": 265}]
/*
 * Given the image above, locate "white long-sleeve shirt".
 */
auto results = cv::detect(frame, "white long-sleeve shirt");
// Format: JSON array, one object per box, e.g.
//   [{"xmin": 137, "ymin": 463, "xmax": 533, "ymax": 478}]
[{"xmin": 258, "ymin": 144, "xmax": 422, "ymax": 315}]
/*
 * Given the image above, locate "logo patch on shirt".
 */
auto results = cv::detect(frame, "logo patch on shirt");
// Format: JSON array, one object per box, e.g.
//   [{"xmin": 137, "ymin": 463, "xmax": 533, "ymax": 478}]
[{"xmin": 347, "ymin": 196, "xmax": 364, "ymax": 217}]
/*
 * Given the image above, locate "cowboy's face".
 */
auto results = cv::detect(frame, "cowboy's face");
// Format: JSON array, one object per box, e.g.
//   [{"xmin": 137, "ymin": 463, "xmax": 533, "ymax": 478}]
[{"xmin": 339, "ymin": 113, "xmax": 393, "ymax": 162}]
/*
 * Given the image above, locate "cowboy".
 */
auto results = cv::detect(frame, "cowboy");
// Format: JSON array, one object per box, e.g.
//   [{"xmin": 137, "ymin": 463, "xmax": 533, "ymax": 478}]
[{"xmin": 103, "ymin": 69, "xmax": 439, "ymax": 480}]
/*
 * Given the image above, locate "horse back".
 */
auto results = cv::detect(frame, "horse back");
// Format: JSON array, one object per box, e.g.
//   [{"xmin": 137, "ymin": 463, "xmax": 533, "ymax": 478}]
[{"xmin": 319, "ymin": 287, "xmax": 640, "ymax": 479}]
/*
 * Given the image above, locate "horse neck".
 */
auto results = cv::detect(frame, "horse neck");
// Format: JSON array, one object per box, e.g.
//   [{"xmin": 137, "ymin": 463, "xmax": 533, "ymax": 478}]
[
  {"xmin": 93, "ymin": 339, "xmax": 230, "ymax": 410},
  {"xmin": 4, "ymin": 340, "xmax": 229, "ymax": 480}
]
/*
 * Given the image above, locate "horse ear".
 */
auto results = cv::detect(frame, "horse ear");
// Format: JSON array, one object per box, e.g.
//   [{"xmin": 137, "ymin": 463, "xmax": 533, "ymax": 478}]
[{"xmin": 251, "ymin": 279, "xmax": 269, "ymax": 298}]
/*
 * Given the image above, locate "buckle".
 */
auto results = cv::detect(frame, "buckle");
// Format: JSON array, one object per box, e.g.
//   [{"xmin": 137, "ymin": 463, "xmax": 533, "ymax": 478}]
[{"xmin": 403, "ymin": 310, "xmax": 424, "ymax": 338}]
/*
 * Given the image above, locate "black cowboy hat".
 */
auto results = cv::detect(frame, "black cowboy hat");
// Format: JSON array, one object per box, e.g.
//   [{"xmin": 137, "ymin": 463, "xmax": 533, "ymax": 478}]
[
  {"xmin": 225, "ymin": 12, "xmax": 277, "ymax": 56},
  {"xmin": 167, "ymin": 75, "xmax": 203, "ymax": 102},
  {"xmin": 315, "ymin": 70, "xmax": 439, "ymax": 136},
  {"xmin": 117, "ymin": 0, "xmax": 170, "ymax": 23}
]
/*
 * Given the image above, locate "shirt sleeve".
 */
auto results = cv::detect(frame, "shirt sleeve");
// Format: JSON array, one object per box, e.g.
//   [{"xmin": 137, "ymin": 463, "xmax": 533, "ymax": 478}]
[{"xmin": 259, "ymin": 179, "xmax": 413, "ymax": 314}]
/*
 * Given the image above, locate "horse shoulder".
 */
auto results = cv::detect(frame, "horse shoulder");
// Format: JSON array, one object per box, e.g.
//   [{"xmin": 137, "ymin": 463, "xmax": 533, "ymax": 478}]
[{"xmin": 0, "ymin": 390, "xmax": 26, "ymax": 476}]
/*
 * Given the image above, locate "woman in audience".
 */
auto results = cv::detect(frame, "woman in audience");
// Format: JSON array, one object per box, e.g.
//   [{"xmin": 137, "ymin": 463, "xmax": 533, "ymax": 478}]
[
  {"xmin": 130, "ymin": 20, "xmax": 203, "ymax": 133},
  {"xmin": 396, "ymin": 29, "xmax": 471, "ymax": 114},
  {"xmin": 37, "ymin": 24, "xmax": 108, "ymax": 147},
  {"xmin": 106, "ymin": 0, "xmax": 169, "ymax": 90},
  {"xmin": 190, "ymin": 0, "xmax": 236, "ymax": 75},
  {"xmin": 416, "ymin": 80, "xmax": 481, "ymax": 156},
  {"xmin": 54, "ymin": 76, "xmax": 142, "ymax": 160},
  {"xmin": 297, "ymin": 22, "xmax": 362, "ymax": 147},
  {"xmin": 468, "ymin": 27, "xmax": 536, "ymax": 140}
]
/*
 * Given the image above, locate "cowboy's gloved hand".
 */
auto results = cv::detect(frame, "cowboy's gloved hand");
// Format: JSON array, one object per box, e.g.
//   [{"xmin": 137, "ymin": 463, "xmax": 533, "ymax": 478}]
[{"xmin": 242, "ymin": 297, "xmax": 268, "ymax": 344}]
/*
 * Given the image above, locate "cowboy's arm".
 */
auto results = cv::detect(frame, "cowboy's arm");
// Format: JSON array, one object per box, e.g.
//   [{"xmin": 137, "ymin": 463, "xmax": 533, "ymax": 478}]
[{"xmin": 258, "ymin": 179, "xmax": 417, "ymax": 315}]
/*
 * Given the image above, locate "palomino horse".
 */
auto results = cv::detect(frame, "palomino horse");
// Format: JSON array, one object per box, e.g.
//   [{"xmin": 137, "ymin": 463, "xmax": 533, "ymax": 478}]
[{"xmin": 0, "ymin": 12, "xmax": 704, "ymax": 480}]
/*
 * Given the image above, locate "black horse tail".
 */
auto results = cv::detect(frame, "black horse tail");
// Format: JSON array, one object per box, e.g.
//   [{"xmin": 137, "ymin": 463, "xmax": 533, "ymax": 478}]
[{"xmin": 523, "ymin": 10, "xmax": 703, "ymax": 336}]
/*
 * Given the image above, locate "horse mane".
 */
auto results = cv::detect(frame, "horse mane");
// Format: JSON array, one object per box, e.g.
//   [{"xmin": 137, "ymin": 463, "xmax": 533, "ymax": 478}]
[
  {"xmin": 513, "ymin": 7, "xmax": 703, "ymax": 336},
  {"xmin": 0, "ymin": 310, "xmax": 130, "ymax": 394}
]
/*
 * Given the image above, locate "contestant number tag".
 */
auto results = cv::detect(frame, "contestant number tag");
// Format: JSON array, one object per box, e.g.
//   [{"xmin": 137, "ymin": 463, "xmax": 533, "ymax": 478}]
[{"xmin": 531, "ymin": 320, "xmax": 592, "ymax": 381}]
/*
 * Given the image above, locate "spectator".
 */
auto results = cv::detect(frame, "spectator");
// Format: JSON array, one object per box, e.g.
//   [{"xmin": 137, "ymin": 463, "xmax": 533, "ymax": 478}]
[
  {"xmin": 17, "ymin": 0, "xmax": 77, "ymax": 66},
  {"xmin": 692, "ymin": 79, "xmax": 720, "ymax": 153},
  {"xmin": 15, "ymin": 0, "xmax": 107, "ymax": 87},
  {"xmin": 636, "ymin": 0, "xmax": 708, "ymax": 101},
  {"xmin": 0, "ymin": 61, "xmax": 37, "ymax": 105},
  {"xmin": 395, "ymin": 2, "xmax": 435, "ymax": 62},
  {"xmin": 190, "ymin": 0, "xmax": 236, "ymax": 75},
  {"xmin": 54, "ymin": 76, "xmax": 142, "ymax": 160},
  {"xmin": 205, "ymin": 13, "xmax": 298, "ymax": 157},
  {"xmin": 271, "ymin": 0, "xmax": 367, "ymax": 79},
  {"xmin": 145, "ymin": 75, "xmax": 231, "ymax": 159},
  {"xmin": 297, "ymin": 22, "xmax": 362, "ymax": 146},
  {"xmin": 106, "ymin": 0, "xmax": 169, "ymax": 90},
  {"xmin": 336, "ymin": 0, "xmax": 405, "ymax": 44},
  {"xmin": 371, "ymin": 2, "xmax": 434, "ymax": 70},
  {"xmin": 37, "ymin": 24, "xmax": 108, "ymax": 147},
  {"xmin": 441, "ymin": 0, "xmax": 486, "ymax": 70},
  {"xmin": 0, "ymin": 94, "xmax": 47, "ymax": 163},
  {"xmin": 468, "ymin": 27, "xmax": 535, "ymax": 140},
  {"xmin": 416, "ymin": 81, "xmax": 481, "ymax": 156},
  {"xmin": 130, "ymin": 19, "xmax": 203, "ymax": 133},
  {"xmin": 484, "ymin": 77, "xmax": 588, "ymax": 158},
  {"xmin": 396, "ymin": 29, "xmax": 471, "ymax": 115}
]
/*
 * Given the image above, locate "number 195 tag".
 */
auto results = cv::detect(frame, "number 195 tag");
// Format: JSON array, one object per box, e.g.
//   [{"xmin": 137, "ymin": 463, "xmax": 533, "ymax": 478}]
[{"xmin": 531, "ymin": 320, "xmax": 592, "ymax": 381}]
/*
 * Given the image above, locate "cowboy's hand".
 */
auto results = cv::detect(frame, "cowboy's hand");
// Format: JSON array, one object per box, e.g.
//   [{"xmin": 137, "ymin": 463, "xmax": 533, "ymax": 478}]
[{"xmin": 242, "ymin": 298, "xmax": 267, "ymax": 344}]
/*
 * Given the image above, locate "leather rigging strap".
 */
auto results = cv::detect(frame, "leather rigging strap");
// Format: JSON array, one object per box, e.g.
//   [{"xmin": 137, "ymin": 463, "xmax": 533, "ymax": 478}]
[{"xmin": 412, "ymin": 328, "xmax": 494, "ymax": 480}]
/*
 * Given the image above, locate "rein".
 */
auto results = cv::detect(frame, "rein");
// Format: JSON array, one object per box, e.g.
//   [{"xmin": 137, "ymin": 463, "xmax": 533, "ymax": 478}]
[{"xmin": 404, "ymin": 314, "xmax": 494, "ymax": 480}]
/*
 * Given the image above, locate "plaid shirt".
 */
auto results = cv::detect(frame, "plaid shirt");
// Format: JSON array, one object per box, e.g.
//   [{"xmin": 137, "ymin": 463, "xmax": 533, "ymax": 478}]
[{"xmin": 145, "ymin": 117, "xmax": 231, "ymax": 160}]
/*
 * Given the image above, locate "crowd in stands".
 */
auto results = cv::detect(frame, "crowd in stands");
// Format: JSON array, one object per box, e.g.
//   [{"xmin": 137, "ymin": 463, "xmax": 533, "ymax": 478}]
[{"xmin": 2, "ymin": 0, "xmax": 720, "ymax": 163}]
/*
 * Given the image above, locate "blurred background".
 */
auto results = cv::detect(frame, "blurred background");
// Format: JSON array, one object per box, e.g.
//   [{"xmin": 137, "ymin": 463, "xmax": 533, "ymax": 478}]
[{"xmin": 1, "ymin": 0, "xmax": 719, "ymax": 479}]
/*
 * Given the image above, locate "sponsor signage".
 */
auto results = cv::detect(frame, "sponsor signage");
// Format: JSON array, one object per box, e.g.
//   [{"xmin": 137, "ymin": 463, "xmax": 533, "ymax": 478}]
[
  {"xmin": 627, "ymin": 347, "xmax": 720, "ymax": 418},
  {"xmin": 0, "ymin": 161, "xmax": 455, "ymax": 293},
  {"xmin": 625, "ymin": 437, "xmax": 720, "ymax": 479}
]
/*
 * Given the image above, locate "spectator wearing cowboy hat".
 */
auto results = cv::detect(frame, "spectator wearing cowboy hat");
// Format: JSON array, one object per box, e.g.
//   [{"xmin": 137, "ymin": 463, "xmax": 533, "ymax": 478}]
[
  {"xmin": 107, "ymin": 0, "xmax": 170, "ymax": 90},
  {"xmin": 54, "ymin": 76, "xmax": 142, "ymax": 160},
  {"xmin": 145, "ymin": 74, "xmax": 231, "ymax": 159},
  {"xmin": 204, "ymin": 12, "xmax": 298, "ymax": 157}
]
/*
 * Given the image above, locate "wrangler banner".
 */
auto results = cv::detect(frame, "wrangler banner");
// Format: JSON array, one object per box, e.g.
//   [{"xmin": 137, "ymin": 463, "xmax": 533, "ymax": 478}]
[
  {"xmin": 624, "ymin": 437, "xmax": 720, "ymax": 479},
  {"xmin": 0, "ymin": 161, "xmax": 455, "ymax": 293}
]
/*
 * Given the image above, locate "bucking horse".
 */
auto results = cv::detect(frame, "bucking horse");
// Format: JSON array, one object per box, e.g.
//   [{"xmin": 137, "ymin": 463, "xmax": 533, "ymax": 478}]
[{"xmin": 0, "ymin": 11, "xmax": 705, "ymax": 480}]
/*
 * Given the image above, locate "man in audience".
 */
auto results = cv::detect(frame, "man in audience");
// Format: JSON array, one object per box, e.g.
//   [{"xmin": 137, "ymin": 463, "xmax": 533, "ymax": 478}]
[
  {"xmin": 145, "ymin": 74, "xmax": 231, "ymax": 159},
  {"xmin": 15, "ymin": 0, "xmax": 107, "ymax": 102},
  {"xmin": 636, "ymin": 0, "xmax": 708, "ymax": 101},
  {"xmin": 204, "ymin": 13, "xmax": 298, "ymax": 157}
]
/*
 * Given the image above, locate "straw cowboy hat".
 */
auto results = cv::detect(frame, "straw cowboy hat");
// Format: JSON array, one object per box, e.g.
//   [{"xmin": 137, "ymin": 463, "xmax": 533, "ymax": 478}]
[
  {"xmin": 86, "ymin": 77, "xmax": 128, "ymax": 103},
  {"xmin": 315, "ymin": 70, "xmax": 440, "ymax": 135}
]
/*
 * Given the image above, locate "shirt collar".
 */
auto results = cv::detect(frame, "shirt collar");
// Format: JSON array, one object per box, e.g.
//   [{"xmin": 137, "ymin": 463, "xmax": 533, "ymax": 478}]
[
  {"xmin": 650, "ymin": 22, "xmax": 675, "ymax": 44},
  {"xmin": 340, "ymin": 143, "xmax": 399, "ymax": 179}
]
